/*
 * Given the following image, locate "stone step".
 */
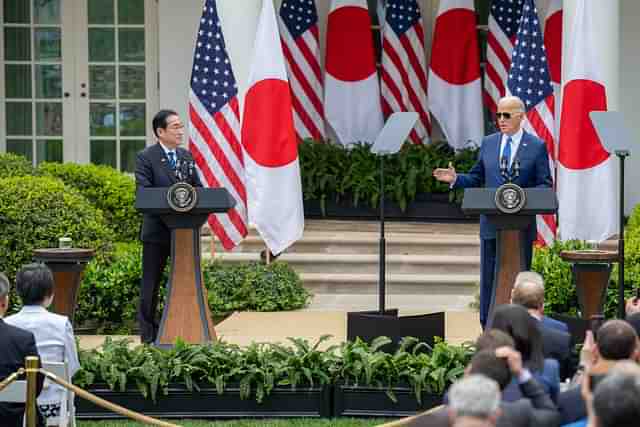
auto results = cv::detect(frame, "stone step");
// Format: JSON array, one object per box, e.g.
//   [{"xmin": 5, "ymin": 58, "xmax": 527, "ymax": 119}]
[
  {"xmin": 202, "ymin": 233, "xmax": 480, "ymax": 256},
  {"xmin": 207, "ymin": 252, "xmax": 480, "ymax": 275},
  {"xmin": 306, "ymin": 294, "xmax": 475, "ymax": 312}
]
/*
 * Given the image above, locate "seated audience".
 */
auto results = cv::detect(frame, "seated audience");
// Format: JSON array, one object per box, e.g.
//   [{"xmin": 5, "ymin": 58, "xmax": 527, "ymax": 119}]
[
  {"xmin": 448, "ymin": 375, "xmax": 501, "ymax": 426},
  {"xmin": 490, "ymin": 304, "xmax": 561, "ymax": 401},
  {"xmin": 558, "ymin": 319, "xmax": 639, "ymax": 425},
  {"xmin": 0, "ymin": 272, "xmax": 44, "ymax": 427},
  {"xmin": 584, "ymin": 370, "xmax": 640, "ymax": 427},
  {"xmin": 5, "ymin": 263, "xmax": 80, "ymax": 427}
]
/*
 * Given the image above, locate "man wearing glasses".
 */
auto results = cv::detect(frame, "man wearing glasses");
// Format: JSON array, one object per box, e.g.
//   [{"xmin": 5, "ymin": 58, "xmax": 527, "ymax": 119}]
[
  {"xmin": 433, "ymin": 96, "xmax": 552, "ymax": 328},
  {"xmin": 134, "ymin": 110, "xmax": 203, "ymax": 344}
]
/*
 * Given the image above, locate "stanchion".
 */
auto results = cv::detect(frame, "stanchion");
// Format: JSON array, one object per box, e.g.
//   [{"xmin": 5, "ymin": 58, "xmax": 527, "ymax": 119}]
[{"xmin": 25, "ymin": 356, "xmax": 38, "ymax": 427}]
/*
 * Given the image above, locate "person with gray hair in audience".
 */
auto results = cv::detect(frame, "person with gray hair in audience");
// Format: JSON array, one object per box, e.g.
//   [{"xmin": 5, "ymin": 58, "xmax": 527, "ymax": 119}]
[
  {"xmin": 579, "ymin": 371, "xmax": 640, "ymax": 427},
  {"xmin": 448, "ymin": 375, "xmax": 501, "ymax": 426},
  {"xmin": 512, "ymin": 271, "xmax": 568, "ymax": 333}
]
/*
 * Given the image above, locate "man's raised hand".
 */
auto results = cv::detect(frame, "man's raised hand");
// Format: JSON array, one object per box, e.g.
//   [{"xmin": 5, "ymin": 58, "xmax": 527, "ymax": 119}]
[{"xmin": 432, "ymin": 161, "xmax": 457, "ymax": 184}]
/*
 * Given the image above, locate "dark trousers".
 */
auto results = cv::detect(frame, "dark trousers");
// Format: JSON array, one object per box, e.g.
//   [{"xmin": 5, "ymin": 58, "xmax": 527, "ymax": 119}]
[
  {"xmin": 480, "ymin": 235, "xmax": 534, "ymax": 328},
  {"xmin": 139, "ymin": 241, "xmax": 170, "ymax": 343}
]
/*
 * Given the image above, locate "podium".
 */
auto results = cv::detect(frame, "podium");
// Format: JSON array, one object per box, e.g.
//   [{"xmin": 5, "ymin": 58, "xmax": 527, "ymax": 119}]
[
  {"xmin": 135, "ymin": 187, "xmax": 235, "ymax": 347},
  {"xmin": 462, "ymin": 187, "xmax": 557, "ymax": 319}
]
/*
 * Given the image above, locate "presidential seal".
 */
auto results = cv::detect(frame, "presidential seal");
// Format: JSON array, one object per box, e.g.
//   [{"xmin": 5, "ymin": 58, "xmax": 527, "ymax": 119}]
[
  {"xmin": 494, "ymin": 183, "xmax": 526, "ymax": 214},
  {"xmin": 167, "ymin": 182, "xmax": 198, "ymax": 212}
]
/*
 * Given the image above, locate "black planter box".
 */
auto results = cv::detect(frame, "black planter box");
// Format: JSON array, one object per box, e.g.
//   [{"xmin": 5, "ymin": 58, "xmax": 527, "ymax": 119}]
[
  {"xmin": 76, "ymin": 383, "xmax": 331, "ymax": 419},
  {"xmin": 304, "ymin": 192, "xmax": 477, "ymax": 222},
  {"xmin": 333, "ymin": 383, "xmax": 443, "ymax": 417}
]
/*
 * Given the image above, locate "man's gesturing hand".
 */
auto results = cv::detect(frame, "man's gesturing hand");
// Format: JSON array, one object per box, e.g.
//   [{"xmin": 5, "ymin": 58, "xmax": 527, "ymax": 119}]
[{"xmin": 432, "ymin": 162, "xmax": 457, "ymax": 184}]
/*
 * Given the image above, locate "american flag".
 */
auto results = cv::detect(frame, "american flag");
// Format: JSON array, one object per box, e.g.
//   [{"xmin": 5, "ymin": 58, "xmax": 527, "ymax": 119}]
[
  {"xmin": 188, "ymin": 0, "xmax": 248, "ymax": 250},
  {"xmin": 484, "ymin": 0, "xmax": 524, "ymax": 112},
  {"xmin": 279, "ymin": 0, "xmax": 325, "ymax": 141},
  {"xmin": 380, "ymin": 0, "xmax": 431, "ymax": 144},
  {"xmin": 507, "ymin": 0, "xmax": 557, "ymax": 245}
]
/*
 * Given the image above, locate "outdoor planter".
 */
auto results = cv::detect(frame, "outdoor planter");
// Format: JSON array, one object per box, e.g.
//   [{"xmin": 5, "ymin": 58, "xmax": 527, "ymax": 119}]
[
  {"xmin": 76, "ymin": 383, "xmax": 332, "ymax": 419},
  {"xmin": 333, "ymin": 383, "xmax": 443, "ymax": 417},
  {"xmin": 304, "ymin": 192, "xmax": 475, "ymax": 222}
]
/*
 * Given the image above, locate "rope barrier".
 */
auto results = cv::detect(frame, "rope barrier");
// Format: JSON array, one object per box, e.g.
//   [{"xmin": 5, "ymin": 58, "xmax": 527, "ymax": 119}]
[{"xmin": 0, "ymin": 368, "xmax": 24, "ymax": 393}]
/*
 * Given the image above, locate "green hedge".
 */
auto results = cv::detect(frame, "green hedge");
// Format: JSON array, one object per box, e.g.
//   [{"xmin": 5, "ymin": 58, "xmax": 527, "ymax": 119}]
[
  {"xmin": 76, "ymin": 243, "xmax": 310, "ymax": 331},
  {"xmin": 74, "ymin": 335, "xmax": 473, "ymax": 404},
  {"xmin": 0, "ymin": 153, "xmax": 34, "ymax": 178},
  {"xmin": 298, "ymin": 140, "xmax": 478, "ymax": 213},
  {"xmin": 0, "ymin": 175, "xmax": 114, "ymax": 313},
  {"xmin": 37, "ymin": 162, "xmax": 141, "ymax": 241}
]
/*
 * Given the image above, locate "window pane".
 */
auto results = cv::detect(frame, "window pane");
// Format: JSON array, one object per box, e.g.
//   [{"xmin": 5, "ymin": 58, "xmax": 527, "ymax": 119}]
[
  {"xmin": 88, "ymin": 0, "xmax": 114, "ymax": 25},
  {"xmin": 36, "ymin": 139, "xmax": 63, "ymax": 164},
  {"xmin": 7, "ymin": 139, "xmax": 33, "ymax": 161},
  {"xmin": 90, "ymin": 65, "xmax": 116, "ymax": 99},
  {"xmin": 4, "ymin": 27, "xmax": 31, "ymax": 60},
  {"xmin": 90, "ymin": 103, "xmax": 116, "ymax": 136},
  {"xmin": 90, "ymin": 139, "xmax": 117, "ymax": 168},
  {"xmin": 4, "ymin": 0, "xmax": 30, "ymax": 24},
  {"xmin": 119, "ymin": 103, "xmax": 145, "ymax": 136},
  {"xmin": 89, "ymin": 28, "xmax": 115, "ymax": 62},
  {"xmin": 5, "ymin": 64, "xmax": 32, "ymax": 98},
  {"xmin": 119, "ymin": 65, "xmax": 145, "ymax": 99},
  {"xmin": 36, "ymin": 102, "xmax": 63, "ymax": 136},
  {"xmin": 118, "ymin": 28, "xmax": 144, "ymax": 62},
  {"xmin": 120, "ymin": 140, "xmax": 145, "ymax": 172},
  {"xmin": 6, "ymin": 102, "xmax": 32, "ymax": 135},
  {"xmin": 34, "ymin": 0, "xmax": 60, "ymax": 25},
  {"xmin": 118, "ymin": 0, "xmax": 144, "ymax": 25},
  {"xmin": 36, "ymin": 64, "xmax": 62, "ymax": 98},
  {"xmin": 34, "ymin": 28, "xmax": 61, "ymax": 61}
]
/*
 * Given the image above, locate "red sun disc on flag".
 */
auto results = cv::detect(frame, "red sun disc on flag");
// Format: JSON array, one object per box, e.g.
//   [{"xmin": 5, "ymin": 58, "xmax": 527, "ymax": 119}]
[
  {"xmin": 325, "ymin": 6, "xmax": 377, "ymax": 82},
  {"xmin": 242, "ymin": 79, "xmax": 298, "ymax": 168},
  {"xmin": 429, "ymin": 8, "xmax": 480, "ymax": 85},
  {"xmin": 559, "ymin": 79, "xmax": 610, "ymax": 170}
]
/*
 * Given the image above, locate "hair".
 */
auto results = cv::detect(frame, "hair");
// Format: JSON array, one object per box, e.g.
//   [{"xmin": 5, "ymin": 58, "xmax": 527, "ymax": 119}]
[
  {"xmin": 593, "ymin": 373, "xmax": 640, "ymax": 427},
  {"xmin": 449, "ymin": 374, "xmax": 501, "ymax": 420},
  {"xmin": 468, "ymin": 350, "xmax": 512, "ymax": 391},
  {"xmin": 152, "ymin": 109, "xmax": 179, "ymax": 138},
  {"xmin": 490, "ymin": 304, "xmax": 544, "ymax": 371},
  {"xmin": 498, "ymin": 96, "xmax": 525, "ymax": 112},
  {"xmin": 15, "ymin": 263, "xmax": 54, "ymax": 305},
  {"xmin": 0, "ymin": 272, "xmax": 9, "ymax": 299},
  {"xmin": 512, "ymin": 271, "xmax": 545, "ymax": 309},
  {"xmin": 475, "ymin": 329, "xmax": 515, "ymax": 352},
  {"xmin": 596, "ymin": 320, "xmax": 638, "ymax": 361}
]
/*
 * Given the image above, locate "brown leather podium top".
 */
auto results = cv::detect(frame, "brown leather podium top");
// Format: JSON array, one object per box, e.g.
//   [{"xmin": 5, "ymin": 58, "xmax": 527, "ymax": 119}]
[
  {"xmin": 560, "ymin": 249, "xmax": 619, "ymax": 263},
  {"xmin": 33, "ymin": 248, "xmax": 95, "ymax": 263}
]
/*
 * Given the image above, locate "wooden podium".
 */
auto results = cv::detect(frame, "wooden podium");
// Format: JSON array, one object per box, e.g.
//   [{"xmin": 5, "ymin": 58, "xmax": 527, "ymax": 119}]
[
  {"xmin": 135, "ymin": 187, "xmax": 235, "ymax": 347},
  {"xmin": 462, "ymin": 187, "xmax": 557, "ymax": 320}
]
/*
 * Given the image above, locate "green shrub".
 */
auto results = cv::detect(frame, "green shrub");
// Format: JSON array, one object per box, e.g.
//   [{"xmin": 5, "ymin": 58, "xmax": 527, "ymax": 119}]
[
  {"xmin": 37, "ymin": 162, "xmax": 141, "ymax": 241},
  {"xmin": 0, "ymin": 175, "xmax": 114, "ymax": 307},
  {"xmin": 298, "ymin": 140, "xmax": 478, "ymax": 213},
  {"xmin": 0, "ymin": 153, "xmax": 34, "ymax": 178}
]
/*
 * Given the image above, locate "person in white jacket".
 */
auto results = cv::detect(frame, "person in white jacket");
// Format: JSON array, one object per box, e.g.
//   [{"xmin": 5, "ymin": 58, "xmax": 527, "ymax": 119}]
[{"xmin": 5, "ymin": 263, "xmax": 80, "ymax": 426}]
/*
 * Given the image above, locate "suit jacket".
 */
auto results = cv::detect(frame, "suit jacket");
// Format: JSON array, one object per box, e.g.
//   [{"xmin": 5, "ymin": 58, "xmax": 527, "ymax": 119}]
[
  {"xmin": 134, "ymin": 143, "xmax": 203, "ymax": 243},
  {"xmin": 406, "ymin": 376, "xmax": 560, "ymax": 427},
  {"xmin": 558, "ymin": 374, "xmax": 606, "ymax": 425},
  {"xmin": 0, "ymin": 319, "xmax": 45, "ymax": 427},
  {"xmin": 542, "ymin": 315, "xmax": 569, "ymax": 333},
  {"xmin": 539, "ymin": 323, "xmax": 572, "ymax": 379},
  {"xmin": 5, "ymin": 306, "xmax": 80, "ymax": 404},
  {"xmin": 453, "ymin": 131, "xmax": 552, "ymax": 240}
]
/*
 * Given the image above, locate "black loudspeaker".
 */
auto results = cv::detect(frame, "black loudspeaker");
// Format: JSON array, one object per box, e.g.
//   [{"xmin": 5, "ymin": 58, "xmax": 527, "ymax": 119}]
[{"xmin": 347, "ymin": 310, "xmax": 445, "ymax": 353}]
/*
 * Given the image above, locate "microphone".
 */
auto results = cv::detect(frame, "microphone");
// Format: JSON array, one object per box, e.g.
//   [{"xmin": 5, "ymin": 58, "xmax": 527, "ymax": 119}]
[
  {"xmin": 513, "ymin": 159, "xmax": 521, "ymax": 179},
  {"xmin": 500, "ymin": 156, "xmax": 508, "ymax": 180}
]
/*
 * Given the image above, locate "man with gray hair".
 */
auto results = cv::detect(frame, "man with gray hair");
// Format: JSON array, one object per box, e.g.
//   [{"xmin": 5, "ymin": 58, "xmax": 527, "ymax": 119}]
[
  {"xmin": 512, "ymin": 271, "xmax": 568, "ymax": 333},
  {"xmin": 448, "ymin": 375, "xmax": 501, "ymax": 426},
  {"xmin": 591, "ymin": 372, "xmax": 640, "ymax": 427},
  {"xmin": 0, "ymin": 272, "xmax": 44, "ymax": 427}
]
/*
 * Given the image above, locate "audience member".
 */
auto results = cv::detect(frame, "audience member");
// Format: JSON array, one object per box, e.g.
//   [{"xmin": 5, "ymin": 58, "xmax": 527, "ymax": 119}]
[
  {"xmin": 0, "ymin": 272, "xmax": 44, "ymax": 427},
  {"xmin": 586, "ymin": 371, "xmax": 640, "ymax": 427},
  {"xmin": 448, "ymin": 375, "xmax": 501, "ymax": 426},
  {"xmin": 490, "ymin": 304, "xmax": 561, "ymax": 401},
  {"xmin": 625, "ymin": 296, "xmax": 640, "ymax": 317},
  {"xmin": 512, "ymin": 271, "xmax": 568, "ymax": 333},
  {"xmin": 5, "ymin": 263, "xmax": 80, "ymax": 427}
]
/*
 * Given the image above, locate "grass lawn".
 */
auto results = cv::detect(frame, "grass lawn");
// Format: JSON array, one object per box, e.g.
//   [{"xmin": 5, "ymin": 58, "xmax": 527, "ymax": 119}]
[{"xmin": 77, "ymin": 419, "xmax": 392, "ymax": 427}]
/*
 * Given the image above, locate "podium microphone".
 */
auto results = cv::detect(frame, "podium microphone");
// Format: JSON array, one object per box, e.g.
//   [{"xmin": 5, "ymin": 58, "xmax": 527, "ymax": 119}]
[
  {"xmin": 513, "ymin": 159, "xmax": 521, "ymax": 179},
  {"xmin": 500, "ymin": 156, "xmax": 508, "ymax": 180}
]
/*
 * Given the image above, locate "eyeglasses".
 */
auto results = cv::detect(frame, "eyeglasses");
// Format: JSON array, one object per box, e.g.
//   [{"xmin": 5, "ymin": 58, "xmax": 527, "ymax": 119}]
[{"xmin": 495, "ymin": 112, "xmax": 522, "ymax": 120}]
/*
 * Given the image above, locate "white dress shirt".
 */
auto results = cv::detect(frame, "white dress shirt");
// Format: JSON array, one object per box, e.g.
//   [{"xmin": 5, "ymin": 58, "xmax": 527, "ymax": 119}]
[
  {"xmin": 5, "ymin": 306, "xmax": 80, "ymax": 405},
  {"xmin": 499, "ymin": 128, "xmax": 524, "ymax": 168}
]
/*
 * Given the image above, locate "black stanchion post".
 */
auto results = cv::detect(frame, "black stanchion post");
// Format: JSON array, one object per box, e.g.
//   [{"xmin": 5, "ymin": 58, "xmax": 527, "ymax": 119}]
[
  {"xmin": 379, "ymin": 154, "xmax": 386, "ymax": 314},
  {"xmin": 616, "ymin": 150, "xmax": 629, "ymax": 319}
]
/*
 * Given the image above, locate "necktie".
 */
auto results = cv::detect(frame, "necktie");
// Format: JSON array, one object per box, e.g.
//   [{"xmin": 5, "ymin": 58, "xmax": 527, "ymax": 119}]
[
  {"xmin": 167, "ymin": 151, "xmax": 176, "ymax": 169},
  {"xmin": 502, "ymin": 136, "xmax": 513, "ymax": 170}
]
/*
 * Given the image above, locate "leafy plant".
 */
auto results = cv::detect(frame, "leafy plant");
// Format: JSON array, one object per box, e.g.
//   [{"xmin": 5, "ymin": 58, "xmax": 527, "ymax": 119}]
[
  {"xmin": 37, "ymin": 162, "xmax": 141, "ymax": 241},
  {"xmin": 0, "ymin": 153, "xmax": 34, "ymax": 178}
]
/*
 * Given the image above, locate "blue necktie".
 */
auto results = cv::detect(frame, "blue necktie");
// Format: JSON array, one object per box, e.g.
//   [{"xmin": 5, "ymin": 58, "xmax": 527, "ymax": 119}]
[
  {"xmin": 167, "ymin": 151, "xmax": 176, "ymax": 169},
  {"xmin": 502, "ymin": 137, "xmax": 512, "ymax": 170}
]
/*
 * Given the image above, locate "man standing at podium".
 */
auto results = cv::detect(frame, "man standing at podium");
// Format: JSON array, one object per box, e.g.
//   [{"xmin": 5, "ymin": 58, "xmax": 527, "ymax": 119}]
[
  {"xmin": 433, "ymin": 96, "xmax": 552, "ymax": 327},
  {"xmin": 135, "ymin": 109, "xmax": 202, "ymax": 344}
]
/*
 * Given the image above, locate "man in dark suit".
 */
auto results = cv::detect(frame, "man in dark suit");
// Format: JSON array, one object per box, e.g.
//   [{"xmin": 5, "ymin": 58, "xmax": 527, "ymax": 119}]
[
  {"xmin": 407, "ymin": 347, "xmax": 560, "ymax": 427},
  {"xmin": 0, "ymin": 272, "xmax": 44, "ymax": 427},
  {"xmin": 433, "ymin": 96, "xmax": 552, "ymax": 327},
  {"xmin": 134, "ymin": 109, "xmax": 203, "ymax": 344}
]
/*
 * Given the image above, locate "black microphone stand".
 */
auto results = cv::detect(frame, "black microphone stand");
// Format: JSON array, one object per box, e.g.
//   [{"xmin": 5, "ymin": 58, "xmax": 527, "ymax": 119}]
[
  {"xmin": 379, "ymin": 154, "xmax": 386, "ymax": 314},
  {"xmin": 615, "ymin": 149, "xmax": 630, "ymax": 318}
]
